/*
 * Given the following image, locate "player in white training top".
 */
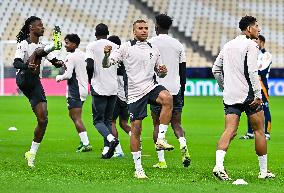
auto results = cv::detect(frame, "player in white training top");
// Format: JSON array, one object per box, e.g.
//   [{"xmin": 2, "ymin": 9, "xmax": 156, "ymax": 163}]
[
  {"xmin": 103, "ymin": 20, "xmax": 174, "ymax": 179},
  {"xmin": 149, "ymin": 14, "xmax": 191, "ymax": 169},
  {"xmin": 86, "ymin": 23, "xmax": 119, "ymax": 159},
  {"xmin": 56, "ymin": 34, "xmax": 92, "ymax": 153},
  {"xmin": 212, "ymin": 15, "xmax": 275, "ymax": 180},
  {"xmin": 13, "ymin": 16, "xmax": 64, "ymax": 167}
]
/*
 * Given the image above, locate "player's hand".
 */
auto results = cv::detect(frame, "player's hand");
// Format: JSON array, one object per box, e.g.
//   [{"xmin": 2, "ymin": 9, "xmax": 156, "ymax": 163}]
[
  {"xmin": 104, "ymin": 45, "xmax": 112, "ymax": 55},
  {"xmin": 158, "ymin": 64, "xmax": 167, "ymax": 78},
  {"xmin": 55, "ymin": 75, "xmax": 62, "ymax": 82},
  {"xmin": 249, "ymin": 97, "xmax": 262, "ymax": 110},
  {"xmin": 28, "ymin": 62, "xmax": 37, "ymax": 70}
]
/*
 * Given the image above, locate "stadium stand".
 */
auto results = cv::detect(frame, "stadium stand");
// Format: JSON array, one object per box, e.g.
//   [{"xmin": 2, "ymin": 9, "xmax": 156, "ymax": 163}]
[
  {"xmin": 0, "ymin": 0, "xmax": 283, "ymax": 72},
  {"xmin": 141, "ymin": 0, "xmax": 284, "ymax": 67}
]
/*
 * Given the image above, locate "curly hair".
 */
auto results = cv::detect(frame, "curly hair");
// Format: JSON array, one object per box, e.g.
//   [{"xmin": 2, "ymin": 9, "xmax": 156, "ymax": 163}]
[
  {"xmin": 155, "ymin": 14, "xmax": 173, "ymax": 30},
  {"xmin": 16, "ymin": 16, "xmax": 41, "ymax": 43},
  {"xmin": 239, "ymin": 16, "xmax": 257, "ymax": 31}
]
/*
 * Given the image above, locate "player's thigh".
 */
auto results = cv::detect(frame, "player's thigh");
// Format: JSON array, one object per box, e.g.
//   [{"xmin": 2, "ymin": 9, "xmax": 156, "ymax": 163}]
[
  {"xmin": 92, "ymin": 95, "xmax": 108, "ymax": 122},
  {"xmin": 149, "ymin": 85, "xmax": 170, "ymax": 105},
  {"xmin": 128, "ymin": 95, "xmax": 148, "ymax": 122},
  {"xmin": 248, "ymin": 110, "xmax": 264, "ymax": 131}
]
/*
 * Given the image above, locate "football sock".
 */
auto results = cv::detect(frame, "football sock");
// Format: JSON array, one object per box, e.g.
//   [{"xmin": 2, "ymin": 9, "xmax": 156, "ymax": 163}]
[
  {"xmin": 115, "ymin": 143, "xmax": 123, "ymax": 154},
  {"xmin": 216, "ymin": 150, "xmax": 226, "ymax": 170},
  {"xmin": 30, "ymin": 141, "xmax": 40, "ymax": 154},
  {"xmin": 157, "ymin": 124, "xmax": 168, "ymax": 139},
  {"xmin": 132, "ymin": 151, "xmax": 142, "ymax": 170},
  {"xmin": 155, "ymin": 145, "xmax": 165, "ymax": 162},
  {"xmin": 258, "ymin": 154, "xmax": 267, "ymax": 174},
  {"xmin": 178, "ymin": 137, "xmax": 187, "ymax": 149},
  {"xmin": 102, "ymin": 146, "xmax": 109, "ymax": 155},
  {"xmin": 79, "ymin": 131, "xmax": 89, "ymax": 146},
  {"xmin": 106, "ymin": 134, "xmax": 115, "ymax": 142}
]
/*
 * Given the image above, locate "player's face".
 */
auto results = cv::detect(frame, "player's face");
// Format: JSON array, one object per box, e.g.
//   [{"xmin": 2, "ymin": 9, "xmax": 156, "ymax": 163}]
[
  {"xmin": 133, "ymin": 22, "xmax": 149, "ymax": 41},
  {"xmin": 248, "ymin": 22, "xmax": 261, "ymax": 39},
  {"xmin": 31, "ymin": 20, "xmax": 45, "ymax": 37},
  {"xmin": 64, "ymin": 39, "xmax": 76, "ymax": 52}
]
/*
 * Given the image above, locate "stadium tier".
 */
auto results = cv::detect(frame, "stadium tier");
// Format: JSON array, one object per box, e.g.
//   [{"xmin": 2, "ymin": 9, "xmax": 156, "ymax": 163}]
[
  {"xmin": 141, "ymin": 0, "xmax": 284, "ymax": 68},
  {"xmin": 0, "ymin": 0, "xmax": 283, "ymax": 69}
]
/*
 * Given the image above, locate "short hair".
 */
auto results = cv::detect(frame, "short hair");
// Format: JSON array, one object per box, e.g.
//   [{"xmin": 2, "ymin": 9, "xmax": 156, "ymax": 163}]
[
  {"xmin": 108, "ymin": 35, "xmax": 121, "ymax": 45},
  {"xmin": 258, "ymin": 34, "xmax": 265, "ymax": 42},
  {"xmin": 239, "ymin": 15, "xmax": 257, "ymax": 31},
  {"xmin": 133, "ymin": 19, "xmax": 147, "ymax": 29},
  {"xmin": 95, "ymin": 23, "xmax": 109, "ymax": 36},
  {"xmin": 155, "ymin": 14, "xmax": 173, "ymax": 30},
  {"xmin": 64, "ymin": 34, "xmax": 80, "ymax": 46}
]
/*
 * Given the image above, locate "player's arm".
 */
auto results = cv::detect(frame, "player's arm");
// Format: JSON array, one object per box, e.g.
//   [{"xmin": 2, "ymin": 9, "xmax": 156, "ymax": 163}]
[
  {"xmin": 247, "ymin": 42, "xmax": 262, "ymax": 108},
  {"xmin": 179, "ymin": 62, "xmax": 186, "ymax": 106},
  {"xmin": 154, "ymin": 50, "xmax": 167, "ymax": 78},
  {"xmin": 56, "ymin": 57, "xmax": 74, "ymax": 82},
  {"xmin": 85, "ymin": 45, "xmax": 95, "ymax": 84},
  {"xmin": 102, "ymin": 44, "xmax": 124, "ymax": 68},
  {"xmin": 13, "ymin": 42, "xmax": 28, "ymax": 70},
  {"xmin": 212, "ymin": 49, "xmax": 224, "ymax": 91},
  {"xmin": 178, "ymin": 45, "xmax": 187, "ymax": 105}
]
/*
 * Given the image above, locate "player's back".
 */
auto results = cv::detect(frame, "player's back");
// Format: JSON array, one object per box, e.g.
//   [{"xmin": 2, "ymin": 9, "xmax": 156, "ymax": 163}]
[
  {"xmin": 219, "ymin": 35, "xmax": 259, "ymax": 104},
  {"xmin": 86, "ymin": 39, "xmax": 118, "ymax": 95},
  {"xmin": 149, "ymin": 34, "xmax": 185, "ymax": 95}
]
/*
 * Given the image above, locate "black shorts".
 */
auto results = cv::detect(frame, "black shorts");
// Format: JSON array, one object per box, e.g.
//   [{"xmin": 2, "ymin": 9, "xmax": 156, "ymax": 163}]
[
  {"xmin": 128, "ymin": 85, "xmax": 167, "ymax": 122},
  {"xmin": 16, "ymin": 70, "xmax": 46, "ymax": 108},
  {"xmin": 67, "ymin": 97, "xmax": 84, "ymax": 110},
  {"xmin": 150, "ymin": 89, "xmax": 183, "ymax": 115},
  {"xmin": 112, "ymin": 97, "xmax": 129, "ymax": 121},
  {"xmin": 224, "ymin": 99, "xmax": 263, "ymax": 116}
]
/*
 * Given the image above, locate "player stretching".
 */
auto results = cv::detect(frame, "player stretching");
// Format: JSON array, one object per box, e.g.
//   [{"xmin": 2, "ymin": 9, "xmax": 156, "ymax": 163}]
[
  {"xmin": 14, "ymin": 16, "xmax": 63, "ymax": 167},
  {"xmin": 86, "ymin": 24, "xmax": 119, "ymax": 159},
  {"xmin": 149, "ymin": 14, "xmax": 191, "ymax": 168},
  {"xmin": 56, "ymin": 34, "xmax": 92, "ymax": 152},
  {"xmin": 103, "ymin": 20, "xmax": 173, "ymax": 179},
  {"xmin": 212, "ymin": 16, "xmax": 275, "ymax": 180}
]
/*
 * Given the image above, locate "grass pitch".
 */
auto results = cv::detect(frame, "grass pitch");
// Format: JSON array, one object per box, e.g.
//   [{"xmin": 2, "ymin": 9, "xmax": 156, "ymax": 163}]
[{"xmin": 0, "ymin": 96, "xmax": 283, "ymax": 193}]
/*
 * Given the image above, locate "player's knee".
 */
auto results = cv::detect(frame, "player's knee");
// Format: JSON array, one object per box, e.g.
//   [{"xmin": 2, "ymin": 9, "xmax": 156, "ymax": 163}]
[
  {"xmin": 38, "ymin": 117, "xmax": 48, "ymax": 127},
  {"xmin": 162, "ymin": 93, "xmax": 173, "ymax": 107}
]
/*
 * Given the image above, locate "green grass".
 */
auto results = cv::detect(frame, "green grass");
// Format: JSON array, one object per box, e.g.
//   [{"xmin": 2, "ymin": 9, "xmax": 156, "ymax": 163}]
[{"xmin": 0, "ymin": 96, "xmax": 283, "ymax": 193}]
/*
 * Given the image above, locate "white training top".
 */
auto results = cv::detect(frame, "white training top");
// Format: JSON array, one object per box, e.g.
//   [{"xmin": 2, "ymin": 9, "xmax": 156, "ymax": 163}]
[
  {"xmin": 14, "ymin": 39, "xmax": 55, "ymax": 76},
  {"xmin": 149, "ymin": 34, "xmax": 186, "ymax": 95},
  {"xmin": 108, "ymin": 40, "xmax": 163, "ymax": 104},
  {"xmin": 86, "ymin": 39, "xmax": 118, "ymax": 96},
  {"xmin": 56, "ymin": 48, "xmax": 88, "ymax": 101},
  {"xmin": 258, "ymin": 49, "xmax": 272, "ymax": 73},
  {"xmin": 213, "ymin": 35, "xmax": 261, "ymax": 105},
  {"xmin": 117, "ymin": 75, "xmax": 126, "ymax": 101}
]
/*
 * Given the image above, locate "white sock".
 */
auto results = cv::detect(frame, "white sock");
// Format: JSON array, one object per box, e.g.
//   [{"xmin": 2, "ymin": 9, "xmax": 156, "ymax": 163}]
[
  {"xmin": 155, "ymin": 145, "xmax": 165, "ymax": 162},
  {"xmin": 157, "ymin": 124, "xmax": 168, "ymax": 139},
  {"xmin": 178, "ymin": 137, "xmax": 187, "ymax": 149},
  {"xmin": 216, "ymin": 150, "xmax": 226, "ymax": 170},
  {"xmin": 128, "ymin": 131, "xmax": 131, "ymax": 136},
  {"xmin": 29, "ymin": 141, "xmax": 40, "ymax": 154},
  {"xmin": 106, "ymin": 134, "xmax": 115, "ymax": 142},
  {"xmin": 131, "ymin": 151, "xmax": 142, "ymax": 170},
  {"xmin": 115, "ymin": 143, "xmax": 123, "ymax": 154},
  {"xmin": 258, "ymin": 154, "xmax": 267, "ymax": 174},
  {"xmin": 102, "ymin": 146, "xmax": 109, "ymax": 155},
  {"xmin": 79, "ymin": 131, "xmax": 89, "ymax": 145}
]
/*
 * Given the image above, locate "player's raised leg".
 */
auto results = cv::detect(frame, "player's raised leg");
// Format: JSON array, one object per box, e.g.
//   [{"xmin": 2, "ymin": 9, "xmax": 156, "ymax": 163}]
[{"xmin": 155, "ymin": 90, "xmax": 174, "ymax": 151}]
